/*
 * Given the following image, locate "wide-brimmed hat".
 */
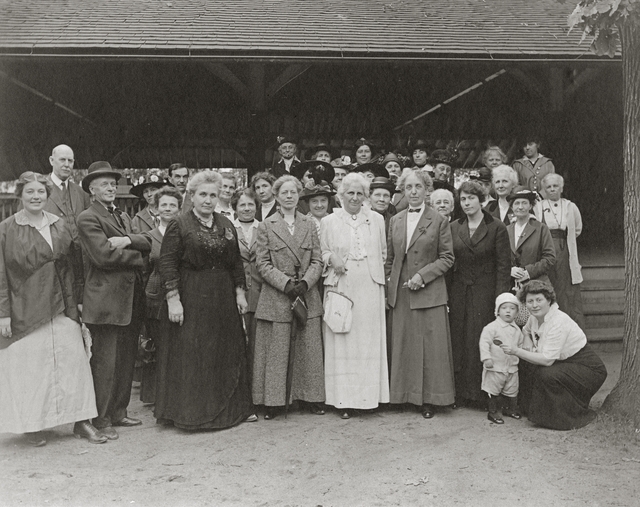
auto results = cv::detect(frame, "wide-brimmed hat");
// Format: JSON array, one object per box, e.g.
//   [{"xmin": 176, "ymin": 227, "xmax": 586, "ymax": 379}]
[
  {"xmin": 292, "ymin": 160, "xmax": 335, "ymax": 184},
  {"xmin": 273, "ymin": 136, "xmax": 297, "ymax": 150},
  {"xmin": 429, "ymin": 149, "xmax": 458, "ymax": 167},
  {"xmin": 81, "ymin": 161, "xmax": 121, "ymax": 193},
  {"xmin": 352, "ymin": 163, "xmax": 389, "ymax": 179},
  {"xmin": 469, "ymin": 167, "xmax": 493, "ymax": 183},
  {"xmin": 331, "ymin": 156, "xmax": 352, "ymax": 169},
  {"xmin": 129, "ymin": 172, "xmax": 172, "ymax": 198},
  {"xmin": 299, "ymin": 181, "xmax": 336, "ymax": 201},
  {"xmin": 369, "ymin": 176, "xmax": 399, "ymax": 194},
  {"xmin": 507, "ymin": 186, "xmax": 538, "ymax": 205}
]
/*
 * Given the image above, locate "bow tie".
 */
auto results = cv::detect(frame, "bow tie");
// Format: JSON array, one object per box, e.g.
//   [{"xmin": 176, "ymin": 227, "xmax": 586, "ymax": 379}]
[
  {"xmin": 408, "ymin": 208, "xmax": 421, "ymax": 213},
  {"xmin": 107, "ymin": 206, "xmax": 122, "ymax": 216}
]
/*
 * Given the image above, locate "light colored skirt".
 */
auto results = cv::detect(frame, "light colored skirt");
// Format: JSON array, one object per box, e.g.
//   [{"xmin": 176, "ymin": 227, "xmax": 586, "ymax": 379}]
[
  {"xmin": 324, "ymin": 258, "xmax": 390, "ymax": 409},
  {"xmin": 0, "ymin": 314, "xmax": 97, "ymax": 434}
]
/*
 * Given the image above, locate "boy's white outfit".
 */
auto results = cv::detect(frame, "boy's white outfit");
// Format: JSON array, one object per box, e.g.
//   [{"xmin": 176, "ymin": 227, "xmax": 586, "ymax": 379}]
[{"xmin": 479, "ymin": 293, "xmax": 524, "ymax": 397}]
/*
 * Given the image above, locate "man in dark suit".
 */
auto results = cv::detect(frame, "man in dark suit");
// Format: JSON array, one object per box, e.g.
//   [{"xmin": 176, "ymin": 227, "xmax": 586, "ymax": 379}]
[
  {"xmin": 250, "ymin": 171, "xmax": 278, "ymax": 221},
  {"xmin": 42, "ymin": 145, "xmax": 91, "ymax": 297},
  {"xmin": 78, "ymin": 161, "xmax": 151, "ymax": 440},
  {"xmin": 269, "ymin": 137, "xmax": 300, "ymax": 178},
  {"xmin": 168, "ymin": 162, "xmax": 193, "ymax": 214}
]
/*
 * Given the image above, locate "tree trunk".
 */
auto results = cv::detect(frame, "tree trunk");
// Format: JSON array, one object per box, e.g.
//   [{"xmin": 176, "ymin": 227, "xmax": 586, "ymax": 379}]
[{"xmin": 601, "ymin": 16, "xmax": 640, "ymax": 425}]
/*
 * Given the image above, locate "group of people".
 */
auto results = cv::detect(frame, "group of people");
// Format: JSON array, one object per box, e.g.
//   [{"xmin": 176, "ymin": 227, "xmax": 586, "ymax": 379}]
[{"xmin": 0, "ymin": 137, "xmax": 608, "ymax": 449}]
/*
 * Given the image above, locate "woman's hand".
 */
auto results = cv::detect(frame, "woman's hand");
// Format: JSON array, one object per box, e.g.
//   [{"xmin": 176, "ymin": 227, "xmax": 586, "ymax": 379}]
[
  {"xmin": 167, "ymin": 298, "xmax": 184, "ymax": 326},
  {"xmin": 483, "ymin": 359, "xmax": 494, "ymax": 369},
  {"xmin": 329, "ymin": 253, "xmax": 347, "ymax": 275},
  {"xmin": 499, "ymin": 343, "xmax": 518, "ymax": 356},
  {"xmin": 405, "ymin": 273, "xmax": 425, "ymax": 291},
  {"xmin": 236, "ymin": 293, "xmax": 248, "ymax": 315},
  {"xmin": 0, "ymin": 317, "xmax": 11, "ymax": 339}
]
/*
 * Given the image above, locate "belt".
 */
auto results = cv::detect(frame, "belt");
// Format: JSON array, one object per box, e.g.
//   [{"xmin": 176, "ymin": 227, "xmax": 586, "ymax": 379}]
[{"xmin": 549, "ymin": 229, "xmax": 567, "ymax": 239}]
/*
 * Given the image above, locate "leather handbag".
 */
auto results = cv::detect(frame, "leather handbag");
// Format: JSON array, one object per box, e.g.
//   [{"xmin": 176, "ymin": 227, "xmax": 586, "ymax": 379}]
[
  {"xmin": 323, "ymin": 289, "xmax": 354, "ymax": 334},
  {"xmin": 291, "ymin": 296, "xmax": 308, "ymax": 327}
]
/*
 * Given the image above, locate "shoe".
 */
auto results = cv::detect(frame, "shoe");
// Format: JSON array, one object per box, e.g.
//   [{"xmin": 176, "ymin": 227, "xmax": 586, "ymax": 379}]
[
  {"xmin": 503, "ymin": 409, "xmax": 521, "ymax": 420},
  {"xmin": 488, "ymin": 412, "xmax": 504, "ymax": 424},
  {"xmin": 421, "ymin": 404, "xmax": 435, "ymax": 419},
  {"xmin": 340, "ymin": 410, "xmax": 351, "ymax": 420},
  {"xmin": 503, "ymin": 397, "xmax": 522, "ymax": 419},
  {"xmin": 98, "ymin": 426, "xmax": 119, "ymax": 440},
  {"xmin": 74, "ymin": 421, "xmax": 107, "ymax": 444},
  {"xmin": 310, "ymin": 403, "xmax": 326, "ymax": 415},
  {"xmin": 264, "ymin": 407, "xmax": 276, "ymax": 420},
  {"xmin": 113, "ymin": 417, "xmax": 142, "ymax": 427},
  {"xmin": 244, "ymin": 414, "xmax": 258, "ymax": 423},
  {"xmin": 26, "ymin": 431, "xmax": 46, "ymax": 447}
]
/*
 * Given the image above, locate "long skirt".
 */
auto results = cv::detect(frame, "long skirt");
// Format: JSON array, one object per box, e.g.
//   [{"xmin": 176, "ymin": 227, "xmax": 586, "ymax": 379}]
[
  {"xmin": 520, "ymin": 344, "xmax": 607, "ymax": 430},
  {"xmin": 390, "ymin": 262, "xmax": 455, "ymax": 406},
  {"xmin": 0, "ymin": 314, "xmax": 97, "ymax": 434},
  {"xmin": 154, "ymin": 269, "xmax": 253, "ymax": 430},
  {"xmin": 324, "ymin": 259, "xmax": 389, "ymax": 409},
  {"xmin": 253, "ymin": 317, "xmax": 325, "ymax": 406},
  {"xmin": 548, "ymin": 235, "xmax": 585, "ymax": 329}
]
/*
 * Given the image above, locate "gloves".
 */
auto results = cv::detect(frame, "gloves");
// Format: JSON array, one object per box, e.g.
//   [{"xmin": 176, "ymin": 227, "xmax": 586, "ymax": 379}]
[{"xmin": 284, "ymin": 280, "xmax": 308, "ymax": 300}]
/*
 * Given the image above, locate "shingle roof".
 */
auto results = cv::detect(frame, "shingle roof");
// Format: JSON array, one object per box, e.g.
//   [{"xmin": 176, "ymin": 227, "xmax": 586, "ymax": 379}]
[{"xmin": 0, "ymin": 0, "xmax": 609, "ymax": 60}]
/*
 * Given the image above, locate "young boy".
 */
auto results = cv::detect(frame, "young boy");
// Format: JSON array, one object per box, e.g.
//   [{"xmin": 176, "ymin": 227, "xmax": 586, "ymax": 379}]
[{"xmin": 479, "ymin": 293, "xmax": 524, "ymax": 424}]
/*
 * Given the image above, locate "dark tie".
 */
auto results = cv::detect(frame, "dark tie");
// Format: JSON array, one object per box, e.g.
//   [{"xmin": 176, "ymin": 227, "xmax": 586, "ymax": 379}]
[
  {"xmin": 408, "ymin": 208, "xmax": 421, "ymax": 213},
  {"xmin": 108, "ymin": 206, "xmax": 125, "ymax": 229},
  {"xmin": 61, "ymin": 182, "xmax": 73, "ymax": 214}
]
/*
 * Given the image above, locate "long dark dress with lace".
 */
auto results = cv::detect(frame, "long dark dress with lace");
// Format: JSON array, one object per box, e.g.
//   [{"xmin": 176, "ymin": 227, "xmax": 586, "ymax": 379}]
[{"xmin": 155, "ymin": 211, "xmax": 252, "ymax": 430}]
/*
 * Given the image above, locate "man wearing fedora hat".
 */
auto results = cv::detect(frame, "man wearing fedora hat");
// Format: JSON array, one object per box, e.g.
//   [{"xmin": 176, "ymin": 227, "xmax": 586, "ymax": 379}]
[
  {"xmin": 77, "ymin": 161, "xmax": 152, "ymax": 440},
  {"xmin": 42, "ymin": 144, "xmax": 91, "ymax": 296},
  {"xmin": 270, "ymin": 136, "xmax": 300, "ymax": 178}
]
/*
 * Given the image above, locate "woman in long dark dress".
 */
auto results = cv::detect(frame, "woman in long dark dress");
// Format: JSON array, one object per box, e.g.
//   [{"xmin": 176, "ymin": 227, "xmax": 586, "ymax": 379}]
[
  {"xmin": 449, "ymin": 181, "xmax": 511, "ymax": 406},
  {"xmin": 499, "ymin": 281, "xmax": 606, "ymax": 430},
  {"xmin": 156, "ymin": 170, "xmax": 255, "ymax": 430}
]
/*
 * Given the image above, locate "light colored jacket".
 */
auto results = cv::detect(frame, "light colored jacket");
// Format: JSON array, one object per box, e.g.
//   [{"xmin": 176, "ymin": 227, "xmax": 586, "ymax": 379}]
[
  {"xmin": 479, "ymin": 318, "xmax": 523, "ymax": 374},
  {"xmin": 320, "ymin": 208, "xmax": 386, "ymax": 287}
]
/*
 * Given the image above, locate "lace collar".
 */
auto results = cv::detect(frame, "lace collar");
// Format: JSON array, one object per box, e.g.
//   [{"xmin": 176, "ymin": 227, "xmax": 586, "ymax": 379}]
[{"xmin": 14, "ymin": 209, "xmax": 60, "ymax": 228}]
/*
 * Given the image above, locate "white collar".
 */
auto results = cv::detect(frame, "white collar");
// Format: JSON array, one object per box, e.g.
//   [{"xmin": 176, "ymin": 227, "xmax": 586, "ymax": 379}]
[
  {"xmin": 15, "ymin": 209, "xmax": 59, "ymax": 227},
  {"xmin": 407, "ymin": 203, "xmax": 426, "ymax": 214},
  {"xmin": 50, "ymin": 172, "xmax": 67, "ymax": 189},
  {"xmin": 233, "ymin": 218, "xmax": 260, "ymax": 230}
]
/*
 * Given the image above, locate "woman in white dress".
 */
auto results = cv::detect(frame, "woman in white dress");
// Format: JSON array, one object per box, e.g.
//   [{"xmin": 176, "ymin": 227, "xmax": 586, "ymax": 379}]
[
  {"xmin": 0, "ymin": 172, "xmax": 104, "ymax": 446},
  {"xmin": 320, "ymin": 172, "xmax": 389, "ymax": 419}
]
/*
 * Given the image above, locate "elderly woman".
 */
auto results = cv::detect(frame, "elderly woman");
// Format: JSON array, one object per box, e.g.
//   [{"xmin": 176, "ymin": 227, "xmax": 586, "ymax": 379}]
[
  {"xmin": 156, "ymin": 170, "xmax": 254, "ymax": 430},
  {"xmin": 430, "ymin": 188, "xmax": 455, "ymax": 221},
  {"xmin": 481, "ymin": 146, "xmax": 509, "ymax": 170},
  {"xmin": 506, "ymin": 187, "xmax": 556, "ymax": 289},
  {"xmin": 141, "ymin": 186, "xmax": 183, "ymax": 405},
  {"xmin": 369, "ymin": 176, "xmax": 398, "ymax": 236},
  {"xmin": 500, "ymin": 281, "xmax": 606, "ymax": 430},
  {"xmin": 386, "ymin": 169, "xmax": 455, "ymax": 419},
  {"xmin": 254, "ymin": 175, "xmax": 325, "ymax": 419},
  {"xmin": 534, "ymin": 174, "xmax": 585, "ymax": 329},
  {"xmin": 486, "ymin": 164, "xmax": 518, "ymax": 225},
  {"xmin": 231, "ymin": 188, "xmax": 262, "ymax": 388},
  {"xmin": 320, "ymin": 173, "xmax": 389, "ymax": 419},
  {"xmin": 449, "ymin": 181, "xmax": 511, "ymax": 406},
  {"xmin": 0, "ymin": 172, "xmax": 105, "ymax": 446},
  {"xmin": 130, "ymin": 173, "xmax": 166, "ymax": 233}
]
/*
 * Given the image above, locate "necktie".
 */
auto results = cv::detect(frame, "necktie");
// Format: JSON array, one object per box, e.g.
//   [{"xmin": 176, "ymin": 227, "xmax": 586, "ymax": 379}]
[
  {"xmin": 108, "ymin": 206, "xmax": 125, "ymax": 229},
  {"xmin": 408, "ymin": 208, "xmax": 421, "ymax": 213},
  {"xmin": 61, "ymin": 182, "xmax": 73, "ymax": 214}
]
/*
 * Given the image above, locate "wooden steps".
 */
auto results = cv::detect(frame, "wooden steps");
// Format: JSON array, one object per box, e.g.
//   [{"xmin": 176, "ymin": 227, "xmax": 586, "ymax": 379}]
[{"xmin": 581, "ymin": 264, "xmax": 624, "ymax": 343}]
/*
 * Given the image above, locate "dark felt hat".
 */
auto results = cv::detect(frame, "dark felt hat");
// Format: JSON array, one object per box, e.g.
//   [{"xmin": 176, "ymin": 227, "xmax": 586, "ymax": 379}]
[
  {"xmin": 310, "ymin": 143, "xmax": 333, "ymax": 158},
  {"xmin": 369, "ymin": 176, "xmax": 399, "ymax": 194},
  {"xmin": 81, "ymin": 161, "xmax": 121, "ymax": 193},
  {"xmin": 130, "ymin": 173, "xmax": 172, "ymax": 198},
  {"xmin": 352, "ymin": 163, "xmax": 389, "ymax": 179},
  {"xmin": 381, "ymin": 152, "xmax": 404, "ymax": 168},
  {"xmin": 299, "ymin": 181, "xmax": 336, "ymax": 201},
  {"xmin": 274, "ymin": 136, "xmax": 297, "ymax": 149},
  {"xmin": 353, "ymin": 137, "xmax": 376, "ymax": 151},
  {"xmin": 292, "ymin": 160, "xmax": 335, "ymax": 184},
  {"xmin": 469, "ymin": 167, "xmax": 493, "ymax": 183},
  {"xmin": 433, "ymin": 179, "xmax": 456, "ymax": 194},
  {"xmin": 507, "ymin": 186, "xmax": 538, "ymax": 205},
  {"xmin": 429, "ymin": 149, "xmax": 458, "ymax": 167},
  {"xmin": 410, "ymin": 139, "xmax": 429, "ymax": 153}
]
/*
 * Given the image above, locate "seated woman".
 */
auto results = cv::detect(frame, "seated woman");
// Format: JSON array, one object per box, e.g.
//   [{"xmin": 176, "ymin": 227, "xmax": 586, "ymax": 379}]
[
  {"xmin": 321, "ymin": 172, "xmax": 389, "ymax": 419},
  {"xmin": 156, "ymin": 170, "xmax": 255, "ymax": 430},
  {"xmin": 0, "ymin": 172, "xmax": 105, "ymax": 446},
  {"xmin": 499, "ymin": 280, "xmax": 606, "ymax": 430}
]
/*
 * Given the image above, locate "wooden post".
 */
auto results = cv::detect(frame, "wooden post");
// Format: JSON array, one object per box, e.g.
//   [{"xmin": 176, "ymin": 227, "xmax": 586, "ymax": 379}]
[{"xmin": 246, "ymin": 63, "xmax": 267, "ymax": 178}]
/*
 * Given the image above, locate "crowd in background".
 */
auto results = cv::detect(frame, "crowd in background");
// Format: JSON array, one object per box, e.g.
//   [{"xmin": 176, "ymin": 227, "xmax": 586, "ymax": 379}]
[{"xmin": 0, "ymin": 137, "xmax": 607, "ymax": 448}]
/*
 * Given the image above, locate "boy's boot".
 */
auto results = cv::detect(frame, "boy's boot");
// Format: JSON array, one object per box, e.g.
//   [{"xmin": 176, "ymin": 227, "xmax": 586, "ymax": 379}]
[
  {"xmin": 487, "ymin": 394, "xmax": 504, "ymax": 424},
  {"xmin": 502, "ymin": 395, "xmax": 521, "ymax": 420}
]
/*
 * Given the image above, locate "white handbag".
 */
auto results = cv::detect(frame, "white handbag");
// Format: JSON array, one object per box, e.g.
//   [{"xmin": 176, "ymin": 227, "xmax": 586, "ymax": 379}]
[{"xmin": 323, "ymin": 289, "xmax": 354, "ymax": 334}]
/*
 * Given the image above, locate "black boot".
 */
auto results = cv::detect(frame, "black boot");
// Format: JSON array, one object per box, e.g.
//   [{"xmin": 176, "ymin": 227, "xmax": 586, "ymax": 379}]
[
  {"xmin": 502, "ymin": 396, "xmax": 521, "ymax": 419},
  {"xmin": 487, "ymin": 394, "xmax": 504, "ymax": 424}
]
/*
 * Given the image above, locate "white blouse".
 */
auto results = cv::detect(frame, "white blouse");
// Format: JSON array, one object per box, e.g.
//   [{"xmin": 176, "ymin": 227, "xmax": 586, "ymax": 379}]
[{"xmin": 523, "ymin": 303, "xmax": 586, "ymax": 361}]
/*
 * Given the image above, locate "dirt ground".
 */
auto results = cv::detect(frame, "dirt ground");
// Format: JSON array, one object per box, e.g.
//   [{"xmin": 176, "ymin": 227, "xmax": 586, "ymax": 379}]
[{"xmin": 1, "ymin": 349, "xmax": 638, "ymax": 507}]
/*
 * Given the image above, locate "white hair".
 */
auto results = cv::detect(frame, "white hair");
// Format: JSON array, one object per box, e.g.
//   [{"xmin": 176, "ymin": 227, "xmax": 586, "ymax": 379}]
[
  {"xmin": 338, "ymin": 172, "xmax": 370, "ymax": 199},
  {"xmin": 430, "ymin": 188, "xmax": 454, "ymax": 205},
  {"xmin": 492, "ymin": 164, "xmax": 518, "ymax": 187}
]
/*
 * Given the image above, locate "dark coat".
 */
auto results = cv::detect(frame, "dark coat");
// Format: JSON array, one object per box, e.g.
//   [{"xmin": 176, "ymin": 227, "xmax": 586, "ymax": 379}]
[
  {"xmin": 255, "ymin": 201, "xmax": 279, "ymax": 222},
  {"xmin": 255, "ymin": 212, "xmax": 323, "ymax": 322},
  {"xmin": 449, "ymin": 211, "xmax": 511, "ymax": 372},
  {"xmin": 143, "ymin": 227, "xmax": 165, "ymax": 320},
  {"xmin": 385, "ymin": 206, "xmax": 454, "ymax": 310},
  {"xmin": 78, "ymin": 202, "xmax": 151, "ymax": 326},
  {"xmin": 269, "ymin": 158, "xmax": 300, "ymax": 179},
  {"xmin": 0, "ymin": 211, "xmax": 79, "ymax": 348},
  {"xmin": 485, "ymin": 199, "xmax": 514, "ymax": 226},
  {"xmin": 506, "ymin": 218, "xmax": 556, "ymax": 284}
]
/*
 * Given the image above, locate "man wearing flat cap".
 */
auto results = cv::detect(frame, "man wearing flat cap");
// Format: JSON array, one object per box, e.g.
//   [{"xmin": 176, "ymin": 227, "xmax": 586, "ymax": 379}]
[
  {"xmin": 77, "ymin": 162, "xmax": 152, "ymax": 440},
  {"xmin": 270, "ymin": 137, "xmax": 300, "ymax": 178}
]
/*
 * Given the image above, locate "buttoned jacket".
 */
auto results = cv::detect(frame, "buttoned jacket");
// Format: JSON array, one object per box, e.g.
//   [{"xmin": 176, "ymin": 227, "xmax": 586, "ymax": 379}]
[
  {"xmin": 506, "ymin": 217, "xmax": 556, "ymax": 283},
  {"xmin": 235, "ymin": 220, "xmax": 262, "ymax": 313},
  {"xmin": 43, "ymin": 175, "xmax": 91, "ymax": 244}
]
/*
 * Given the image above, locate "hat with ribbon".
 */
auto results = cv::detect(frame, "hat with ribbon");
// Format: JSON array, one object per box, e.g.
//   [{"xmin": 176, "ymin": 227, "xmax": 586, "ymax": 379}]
[
  {"xmin": 352, "ymin": 163, "xmax": 389, "ymax": 179},
  {"xmin": 299, "ymin": 181, "xmax": 336, "ymax": 201},
  {"xmin": 331, "ymin": 156, "xmax": 352, "ymax": 169},
  {"xmin": 469, "ymin": 167, "xmax": 493, "ymax": 183},
  {"xmin": 506, "ymin": 186, "xmax": 539, "ymax": 205},
  {"xmin": 429, "ymin": 148, "xmax": 458, "ymax": 167},
  {"xmin": 369, "ymin": 176, "xmax": 399, "ymax": 194},
  {"xmin": 81, "ymin": 161, "xmax": 122, "ymax": 193},
  {"xmin": 130, "ymin": 170, "xmax": 172, "ymax": 198},
  {"xmin": 292, "ymin": 160, "xmax": 335, "ymax": 184}
]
